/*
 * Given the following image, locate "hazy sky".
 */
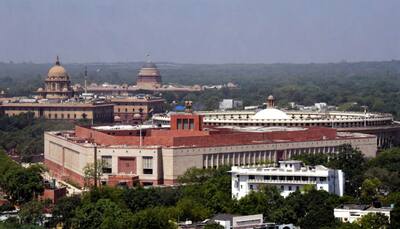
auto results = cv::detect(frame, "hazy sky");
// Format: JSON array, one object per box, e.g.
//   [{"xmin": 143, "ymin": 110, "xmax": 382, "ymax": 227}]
[{"xmin": 0, "ymin": 0, "xmax": 399, "ymax": 64}]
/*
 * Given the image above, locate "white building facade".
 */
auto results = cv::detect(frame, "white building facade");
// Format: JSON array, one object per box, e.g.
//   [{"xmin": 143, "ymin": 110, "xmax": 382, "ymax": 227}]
[
  {"xmin": 334, "ymin": 204, "xmax": 393, "ymax": 223},
  {"xmin": 231, "ymin": 161, "xmax": 344, "ymax": 199}
]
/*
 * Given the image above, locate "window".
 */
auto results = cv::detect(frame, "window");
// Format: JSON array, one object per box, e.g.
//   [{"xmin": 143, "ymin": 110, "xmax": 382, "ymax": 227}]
[
  {"xmin": 271, "ymin": 176, "xmax": 277, "ymax": 180},
  {"xmin": 264, "ymin": 175, "xmax": 270, "ymax": 180},
  {"xmin": 143, "ymin": 156, "xmax": 153, "ymax": 174},
  {"xmin": 249, "ymin": 184, "xmax": 253, "ymax": 190},
  {"xmin": 101, "ymin": 156, "xmax": 112, "ymax": 173},
  {"xmin": 288, "ymin": 186, "xmax": 292, "ymax": 191},
  {"xmin": 183, "ymin": 119, "xmax": 189, "ymax": 129},
  {"xmin": 280, "ymin": 185, "xmax": 284, "ymax": 190},
  {"xmin": 177, "ymin": 119, "xmax": 182, "ymax": 129},
  {"xmin": 319, "ymin": 177, "xmax": 327, "ymax": 182},
  {"xmin": 189, "ymin": 119, "xmax": 194, "ymax": 129},
  {"xmin": 296, "ymin": 186, "xmax": 300, "ymax": 191},
  {"xmin": 249, "ymin": 175, "xmax": 255, "ymax": 179}
]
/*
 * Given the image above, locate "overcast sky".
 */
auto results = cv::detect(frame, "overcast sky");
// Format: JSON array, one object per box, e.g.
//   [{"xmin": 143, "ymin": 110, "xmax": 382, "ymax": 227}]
[{"xmin": 0, "ymin": 0, "xmax": 399, "ymax": 64}]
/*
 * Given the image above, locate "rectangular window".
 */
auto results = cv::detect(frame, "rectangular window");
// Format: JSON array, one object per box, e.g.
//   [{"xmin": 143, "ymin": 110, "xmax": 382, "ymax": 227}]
[
  {"xmin": 319, "ymin": 177, "xmax": 327, "ymax": 182},
  {"xmin": 183, "ymin": 119, "xmax": 189, "ymax": 129},
  {"xmin": 189, "ymin": 119, "xmax": 194, "ymax": 129},
  {"xmin": 177, "ymin": 119, "xmax": 182, "ymax": 129},
  {"xmin": 249, "ymin": 175, "xmax": 255, "ymax": 180},
  {"xmin": 264, "ymin": 176, "xmax": 270, "ymax": 180},
  {"xmin": 143, "ymin": 156, "xmax": 153, "ymax": 174},
  {"xmin": 101, "ymin": 156, "xmax": 112, "ymax": 173}
]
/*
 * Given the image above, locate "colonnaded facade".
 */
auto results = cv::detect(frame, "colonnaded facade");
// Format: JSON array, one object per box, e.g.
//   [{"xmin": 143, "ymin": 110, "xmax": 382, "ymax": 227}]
[{"xmin": 153, "ymin": 96, "xmax": 400, "ymax": 149}]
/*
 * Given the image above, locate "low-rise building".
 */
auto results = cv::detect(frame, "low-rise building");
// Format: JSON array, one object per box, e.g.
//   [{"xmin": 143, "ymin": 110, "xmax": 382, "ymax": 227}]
[
  {"xmin": 44, "ymin": 113, "xmax": 376, "ymax": 187},
  {"xmin": 219, "ymin": 99, "xmax": 243, "ymax": 110},
  {"xmin": 334, "ymin": 204, "xmax": 393, "ymax": 223},
  {"xmin": 211, "ymin": 213, "xmax": 264, "ymax": 229},
  {"xmin": 0, "ymin": 100, "xmax": 114, "ymax": 124},
  {"xmin": 111, "ymin": 95, "xmax": 165, "ymax": 124},
  {"xmin": 231, "ymin": 161, "xmax": 344, "ymax": 199}
]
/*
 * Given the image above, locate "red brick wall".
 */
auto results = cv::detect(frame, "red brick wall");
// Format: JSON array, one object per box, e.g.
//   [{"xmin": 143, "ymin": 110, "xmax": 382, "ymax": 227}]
[
  {"xmin": 170, "ymin": 114, "xmax": 204, "ymax": 131},
  {"xmin": 74, "ymin": 125, "xmax": 337, "ymax": 148},
  {"xmin": 40, "ymin": 188, "xmax": 67, "ymax": 204},
  {"xmin": 117, "ymin": 157, "xmax": 137, "ymax": 174},
  {"xmin": 107, "ymin": 175, "xmax": 139, "ymax": 187},
  {"xmin": 44, "ymin": 159, "xmax": 85, "ymax": 187}
]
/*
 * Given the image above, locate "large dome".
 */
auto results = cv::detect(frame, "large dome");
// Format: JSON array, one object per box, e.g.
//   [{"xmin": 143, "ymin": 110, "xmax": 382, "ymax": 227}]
[
  {"xmin": 47, "ymin": 56, "xmax": 68, "ymax": 79},
  {"xmin": 138, "ymin": 62, "xmax": 160, "ymax": 76},
  {"xmin": 48, "ymin": 65, "xmax": 68, "ymax": 78},
  {"xmin": 252, "ymin": 108, "xmax": 290, "ymax": 120}
]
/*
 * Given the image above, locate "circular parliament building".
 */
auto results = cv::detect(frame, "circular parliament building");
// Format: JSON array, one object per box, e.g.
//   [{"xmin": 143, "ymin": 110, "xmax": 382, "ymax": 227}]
[{"xmin": 153, "ymin": 96, "xmax": 400, "ymax": 149}]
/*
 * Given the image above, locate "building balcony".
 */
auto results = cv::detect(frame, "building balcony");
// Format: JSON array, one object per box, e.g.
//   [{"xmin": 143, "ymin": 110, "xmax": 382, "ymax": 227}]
[{"xmin": 247, "ymin": 179, "xmax": 318, "ymax": 185}]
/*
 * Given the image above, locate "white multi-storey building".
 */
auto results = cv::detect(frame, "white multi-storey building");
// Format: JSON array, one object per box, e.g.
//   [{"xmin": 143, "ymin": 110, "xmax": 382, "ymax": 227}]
[{"xmin": 231, "ymin": 161, "xmax": 344, "ymax": 199}]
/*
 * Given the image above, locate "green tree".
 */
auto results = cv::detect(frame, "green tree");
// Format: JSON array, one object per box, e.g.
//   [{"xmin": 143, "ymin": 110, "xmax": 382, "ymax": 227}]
[
  {"xmin": 369, "ymin": 148, "xmax": 400, "ymax": 173},
  {"xmin": 328, "ymin": 145, "xmax": 367, "ymax": 196},
  {"xmin": 360, "ymin": 178, "xmax": 382, "ymax": 204},
  {"xmin": 130, "ymin": 207, "xmax": 177, "ymax": 229},
  {"xmin": 82, "ymin": 160, "xmax": 106, "ymax": 188},
  {"xmin": 51, "ymin": 195, "xmax": 82, "ymax": 228},
  {"xmin": 204, "ymin": 223, "xmax": 224, "ymax": 229},
  {"xmin": 235, "ymin": 186, "xmax": 284, "ymax": 221},
  {"xmin": 18, "ymin": 200, "xmax": 48, "ymax": 225},
  {"xmin": 292, "ymin": 152, "xmax": 329, "ymax": 166},
  {"xmin": 175, "ymin": 198, "xmax": 212, "ymax": 222},
  {"xmin": 357, "ymin": 213, "xmax": 389, "ymax": 229},
  {"xmin": 71, "ymin": 198, "xmax": 134, "ymax": 229}
]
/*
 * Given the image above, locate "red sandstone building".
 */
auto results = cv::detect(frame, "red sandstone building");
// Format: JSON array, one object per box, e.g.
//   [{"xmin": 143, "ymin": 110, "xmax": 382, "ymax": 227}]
[{"xmin": 44, "ymin": 113, "xmax": 377, "ymax": 187}]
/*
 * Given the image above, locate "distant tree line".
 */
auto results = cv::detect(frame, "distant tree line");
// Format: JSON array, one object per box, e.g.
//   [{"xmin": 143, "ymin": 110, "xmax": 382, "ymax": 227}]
[
  {"xmin": 0, "ymin": 113, "xmax": 74, "ymax": 162},
  {"xmin": 1, "ymin": 61, "xmax": 400, "ymax": 116}
]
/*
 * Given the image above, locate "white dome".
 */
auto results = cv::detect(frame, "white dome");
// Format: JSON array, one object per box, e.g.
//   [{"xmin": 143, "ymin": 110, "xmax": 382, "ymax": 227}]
[{"xmin": 252, "ymin": 108, "xmax": 290, "ymax": 120}]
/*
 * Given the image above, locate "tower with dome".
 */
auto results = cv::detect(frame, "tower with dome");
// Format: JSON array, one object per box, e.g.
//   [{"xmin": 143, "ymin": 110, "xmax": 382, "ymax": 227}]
[
  {"xmin": 37, "ymin": 56, "xmax": 73, "ymax": 99},
  {"xmin": 136, "ymin": 61, "xmax": 162, "ymax": 89}
]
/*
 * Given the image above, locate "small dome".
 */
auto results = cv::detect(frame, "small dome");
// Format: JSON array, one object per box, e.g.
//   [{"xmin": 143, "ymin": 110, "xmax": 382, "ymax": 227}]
[
  {"xmin": 37, "ymin": 88, "xmax": 43, "ymax": 92},
  {"xmin": 133, "ymin": 113, "xmax": 142, "ymax": 119},
  {"xmin": 62, "ymin": 87, "xmax": 69, "ymax": 92},
  {"xmin": 268, "ymin": 95, "xmax": 274, "ymax": 100},
  {"xmin": 252, "ymin": 108, "xmax": 290, "ymax": 120}
]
